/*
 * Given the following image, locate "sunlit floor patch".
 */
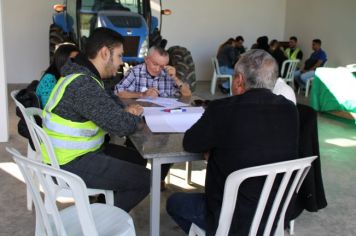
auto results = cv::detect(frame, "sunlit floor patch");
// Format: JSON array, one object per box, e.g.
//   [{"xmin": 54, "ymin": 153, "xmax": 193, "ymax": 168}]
[
  {"xmin": 0, "ymin": 161, "xmax": 74, "ymax": 204},
  {"xmin": 325, "ymin": 138, "xmax": 356, "ymax": 147}
]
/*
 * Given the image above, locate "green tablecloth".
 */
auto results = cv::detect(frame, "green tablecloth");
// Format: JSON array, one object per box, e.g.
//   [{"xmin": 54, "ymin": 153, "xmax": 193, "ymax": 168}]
[{"xmin": 310, "ymin": 67, "xmax": 356, "ymax": 113}]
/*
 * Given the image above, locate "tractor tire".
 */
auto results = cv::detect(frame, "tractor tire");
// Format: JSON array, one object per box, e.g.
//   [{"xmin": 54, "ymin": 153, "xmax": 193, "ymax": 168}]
[
  {"xmin": 167, "ymin": 46, "xmax": 196, "ymax": 92},
  {"xmin": 49, "ymin": 24, "xmax": 67, "ymax": 63}
]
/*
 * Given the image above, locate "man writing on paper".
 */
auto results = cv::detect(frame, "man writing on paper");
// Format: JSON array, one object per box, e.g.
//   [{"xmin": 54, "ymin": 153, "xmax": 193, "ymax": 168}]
[
  {"xmin": 166, "ymin": 49, "xmax": 299, "ymax": 235},
  {"xmin": 115, "ymin": 46, "xmax": 191, "ymax": 98},
  {"xmin": 43, "ymin": 27, "xmax": 150, "ymax": 212}
]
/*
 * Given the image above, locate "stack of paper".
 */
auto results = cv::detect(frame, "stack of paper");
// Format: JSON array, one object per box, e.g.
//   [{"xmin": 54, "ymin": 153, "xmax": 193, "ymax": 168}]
[
  {"xmin": 136, "ymin": 97, "xmax": 189, "ymax": 108},
  {"xmin": 143, "ymin": 107, "xmax": 204, "ymax": 133}
]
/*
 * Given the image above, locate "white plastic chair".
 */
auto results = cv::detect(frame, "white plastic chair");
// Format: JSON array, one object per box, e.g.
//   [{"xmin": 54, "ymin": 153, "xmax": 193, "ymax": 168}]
[
  {"xmin": 280, "ymin": 59, "xmax": 300, "ymax": 88},
  {"xmin": 10, "ymin": 90, "xmax": 40, "ymax": 211},
  {"xmin": 189, "ymin": 156, "xmax": 317, "ymax": 236},
  {"xmin": 24, "ymin": 107, "xmax": 114, "ymax": 206},
  {"xmin": 304, "ymin": 77, "xmax": 314, "ymax": 97},
  {"xmin": 6, "ymin": 147, "xmax": 136, "ymax": 236},
  {"xmin": 299, "ymin": 62, "xmax": 327, "ymax": 97},
  {"xmin": 210, "ymin": 57, "xmax": 232, "ymax": 95}
]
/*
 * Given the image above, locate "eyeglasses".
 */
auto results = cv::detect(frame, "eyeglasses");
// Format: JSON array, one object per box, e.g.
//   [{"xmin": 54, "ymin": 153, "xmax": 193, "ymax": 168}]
[{"xmin": 147, "ymin": 57, "xmax": 166, "ymax": 70}]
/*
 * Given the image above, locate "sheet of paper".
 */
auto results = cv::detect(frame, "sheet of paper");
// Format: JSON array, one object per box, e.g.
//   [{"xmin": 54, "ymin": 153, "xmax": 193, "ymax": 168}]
[
  {"xmin": 136, "ymin": 97, "xmax": 189, "ymax": 108},
  {"xmin": 143, "ymin": 107, "xmax": 204, "ymax": 133}
]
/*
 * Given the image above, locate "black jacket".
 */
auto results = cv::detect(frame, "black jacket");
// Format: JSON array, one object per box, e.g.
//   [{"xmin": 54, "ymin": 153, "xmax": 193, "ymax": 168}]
[{"xmin": 183, "ymin": 89, "xmax": 299, "ymax": 235}]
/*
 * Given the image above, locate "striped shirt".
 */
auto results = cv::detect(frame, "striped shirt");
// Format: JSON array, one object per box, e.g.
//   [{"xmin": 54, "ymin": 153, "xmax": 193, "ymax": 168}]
[{"xmin": 115, "ymin": 63, "xmax": 179, "ymax": 97}]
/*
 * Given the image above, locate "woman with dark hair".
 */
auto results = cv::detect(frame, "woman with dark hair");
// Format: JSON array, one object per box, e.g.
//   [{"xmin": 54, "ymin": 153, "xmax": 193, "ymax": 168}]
[
  {"xmin": 36, "ymin": 43, "xmax": 79, "ymax": 108},
  {"xmin": 269, "ymin": 39, "xmax": 287, "ymax": 76}
]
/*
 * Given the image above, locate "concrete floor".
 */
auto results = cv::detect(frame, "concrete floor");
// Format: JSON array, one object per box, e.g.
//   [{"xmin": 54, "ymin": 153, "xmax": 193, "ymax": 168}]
[{"xmin": 1, "ymin": 81, "xmax": 355, "ymax": 236}]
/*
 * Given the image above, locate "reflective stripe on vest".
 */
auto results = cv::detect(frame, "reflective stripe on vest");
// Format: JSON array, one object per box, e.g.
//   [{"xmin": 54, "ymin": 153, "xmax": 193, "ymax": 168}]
[
  {"xmin": 44, "ymin": 113, "xmax": 99, "ymax": 137},
  {"xmin": 42, "ymin": 73, "xmax": 107, "ymax": 165},
  {"xmin": 285, "ymin": 48, "xmax": 300, "ymax": 60},
  {"xmin": 49, "ymin": 135, "xmax": 105, "ymax": 150}
]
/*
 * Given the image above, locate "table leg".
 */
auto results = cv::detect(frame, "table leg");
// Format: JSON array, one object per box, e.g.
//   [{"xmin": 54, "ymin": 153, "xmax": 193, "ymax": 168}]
[
  {"xmin": 150, "ymin": 159, "xmax": 162, "ymax": 236},
  {"xmin": 186, "ymin": 161, "xmax": 192, "ymax": 185}
]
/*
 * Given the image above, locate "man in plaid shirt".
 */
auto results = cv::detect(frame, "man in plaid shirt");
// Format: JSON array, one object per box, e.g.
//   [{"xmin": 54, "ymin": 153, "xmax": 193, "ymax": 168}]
[{"xmin": 115, "ymin": 46, "xmax": 191, "ymax": 98}]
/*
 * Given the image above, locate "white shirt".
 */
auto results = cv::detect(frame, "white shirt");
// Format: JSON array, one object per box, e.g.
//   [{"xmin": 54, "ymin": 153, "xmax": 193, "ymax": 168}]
[{"xmin": 273, "ymin": 78, "xmax": 296, "ymax": 105}]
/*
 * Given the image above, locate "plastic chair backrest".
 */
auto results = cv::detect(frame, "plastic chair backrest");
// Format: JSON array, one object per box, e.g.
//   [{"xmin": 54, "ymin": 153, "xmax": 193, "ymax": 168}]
[
  {"xmin": 6, "ymin": 147, "xmax": 99, "ymax": 236},
  {"xmin": 10, "ymin": 90, "xmax": 25, "ymax": 111},
  {"xmin": 216, "ymin": 156, "xmax": 317, "ymax": 236},
  {"xmin": 10, "ymin": 90, "xmax": 40, "ymax": 159},
  {"xmin": 280, "ymin": 59, "xmax": 300, "ymax": 82},
  {"xmin": 24, "ymin": 108, "xmax": 59, "ymax": 167},
  {"xmin": 24, "ymin": 107, "xmax": 115, "ymax": 205},
  {"xmin": 24, "ymin": 108, "xmax": 69, "ymax": 188},
  {"xmin": 212, "ymin": 57, "xmax": 221, "ymax": 75}
]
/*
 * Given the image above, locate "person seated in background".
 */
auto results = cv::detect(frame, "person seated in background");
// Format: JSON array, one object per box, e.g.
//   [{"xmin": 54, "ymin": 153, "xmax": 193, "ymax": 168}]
[
  {"xmin": 115, "ymin": 46, "xmax": 191, "ymax": 98},
  {"xmin": 269, "ymin": 39, "xmax": 287, "ymax": 76},
  {"xmin": 235, "ymin": 35, "xmax": 246, "ymax": 55},
  {"xmin": 217, "ymin": 38, "xmax": 240, "ymax": 94},
  {"xmin": 294, "ymin": 39, "xmax": 327, "ymax": 89},
  {"xmin": 166, "ymin": 49, "xmax": 299, "ymax": 235},
  {"xmin": 251, "ymin": 35, "xmax": 270, "ymax": 52},
  {"xmin": 36, "ymin": 43, "xmax": 79, "ymax": 108},
  {"xmin": 285, "ymin": 36, "xmax": 303, "ymax": 61},
  {"xmin": 216, "ymin": 38, "xmax": 235, "ymax": 55}
]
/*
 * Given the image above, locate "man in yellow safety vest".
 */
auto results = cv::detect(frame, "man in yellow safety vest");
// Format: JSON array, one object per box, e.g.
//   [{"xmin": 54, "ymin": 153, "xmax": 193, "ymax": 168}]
[
  {"xmin": 284, "ymin": 36, "xmax": 303, "ymax": 61},
  {"xmin": 43, "ymin": 27, "xmax": 150, "ymax": 212}
]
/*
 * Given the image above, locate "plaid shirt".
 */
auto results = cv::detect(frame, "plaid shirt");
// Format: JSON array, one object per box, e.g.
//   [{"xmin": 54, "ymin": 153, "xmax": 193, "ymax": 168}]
[{"xmin": 115, "ymin": 63, "xmax": 179, "ymax": 97}]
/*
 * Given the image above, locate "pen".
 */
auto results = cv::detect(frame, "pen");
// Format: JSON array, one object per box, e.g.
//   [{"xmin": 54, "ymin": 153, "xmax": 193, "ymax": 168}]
[{"xmin": 162, "ymin": 108, "xmax": 187, "ymax": 113}]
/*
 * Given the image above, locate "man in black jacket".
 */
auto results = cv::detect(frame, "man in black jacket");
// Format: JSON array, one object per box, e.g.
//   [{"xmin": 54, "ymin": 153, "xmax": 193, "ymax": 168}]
[{"xmin": 166, "ymin": 49, "xmax": 299, "ymax": 235}]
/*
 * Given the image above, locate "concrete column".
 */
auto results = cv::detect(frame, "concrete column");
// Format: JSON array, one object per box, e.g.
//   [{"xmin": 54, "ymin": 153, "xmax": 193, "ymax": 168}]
[{"xmin": 0, "ymin": 0, "xmax": 9, "ymax": 142}]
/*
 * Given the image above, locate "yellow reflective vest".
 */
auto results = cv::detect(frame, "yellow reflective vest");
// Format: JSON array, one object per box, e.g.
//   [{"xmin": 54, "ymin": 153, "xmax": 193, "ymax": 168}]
[
  {"xmin": 285, "ymin": 48, "xmax": 301, "ymax": 60},
  {"xmin": 42, "ymin": 74, "xmax": 106, "ymax": 165}
]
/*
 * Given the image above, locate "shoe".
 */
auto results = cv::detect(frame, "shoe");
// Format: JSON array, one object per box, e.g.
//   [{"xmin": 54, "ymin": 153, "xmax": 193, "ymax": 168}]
[{"xmin": 218, "ymin": 84, "xmax": 229, "ymax": 94}]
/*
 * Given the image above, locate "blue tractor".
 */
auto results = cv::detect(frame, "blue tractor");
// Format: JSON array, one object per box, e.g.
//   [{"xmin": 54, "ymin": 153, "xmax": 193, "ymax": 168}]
[{"xmin": 50, "ymin": 0, "xmax": 196, "ymax": 90}]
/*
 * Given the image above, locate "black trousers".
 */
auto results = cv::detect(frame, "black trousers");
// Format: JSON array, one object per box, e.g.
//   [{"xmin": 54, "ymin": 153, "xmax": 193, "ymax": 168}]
[
  {"xmin": 61, "ymin": 143, "xmax": 150, "ymax": 212},
  {"xmin": 120, "ymin": 139, "xmax": 172, "ymax": 181}
]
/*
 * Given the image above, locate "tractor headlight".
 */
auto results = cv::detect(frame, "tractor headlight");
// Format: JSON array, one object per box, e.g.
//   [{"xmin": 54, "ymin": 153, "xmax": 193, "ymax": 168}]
[{"xmin": 138, "ymin": 37, "xmax": 149, "ymax": 58}]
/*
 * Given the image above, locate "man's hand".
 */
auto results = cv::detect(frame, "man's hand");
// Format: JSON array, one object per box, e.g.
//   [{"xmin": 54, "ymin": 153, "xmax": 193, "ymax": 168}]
[
  {"xmin": 180, "ymin": 83, "xmax": 192, "ymax": 97},
  {"xmin": 165, "ymin": 65, "xmax": 177, "ymax": 79},
  {"xmin": 125, "ymin": 104, "xmax": 143, "ymax": 116},
  {"xmin": 143, "ymin": 87, "xmax": 159, "ymax": 98}
]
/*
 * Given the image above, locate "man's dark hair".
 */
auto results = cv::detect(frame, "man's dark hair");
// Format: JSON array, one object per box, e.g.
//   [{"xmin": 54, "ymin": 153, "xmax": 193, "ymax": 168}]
[
  {"xmin": 313, "ymin": 39, "xmax": 322, "ymax": 45},
  {"xmin": 85, "ymin": 27, "xmax": 124, "ymax": 59},
  {"xmin": 236, "ymin": 35, "xmax": 244, "ymax": 42},
  {"xmin": 290, "ymin": 36, "xmax": 298, "ymax": 42}
]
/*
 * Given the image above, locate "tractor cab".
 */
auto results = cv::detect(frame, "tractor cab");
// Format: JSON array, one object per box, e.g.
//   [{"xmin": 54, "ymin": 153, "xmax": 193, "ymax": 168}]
[
  {"xmin": 50, "ymin": 0, "xmax": 196, "ymax": 91},
  {"xmin": 52, "ymin": 0, "xmax": 159, "ymax": 64}
]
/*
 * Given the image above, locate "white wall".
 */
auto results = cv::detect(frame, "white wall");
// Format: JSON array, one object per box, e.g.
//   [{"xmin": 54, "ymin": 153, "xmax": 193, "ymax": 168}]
[
  {"xmin": 0, "ymin": 0, "xmax": 9, "ymax": 141},
  {"xmin": 161, "ymin": 0, "xmax": 287, "ymax": 81},
  {"xmin": 3, "ymin": 0, "xmax": 59, "ymax": 84},
  {"xmin": 2, "ymin": 0, "xmax": 287, "ymax": 83},
  {"xmin": 3, "ymin": 0, "xmax": 356, "ymax": 84},
  {"xmin": 285, "ymin": 0, "xmax": 356, "ymax": 67}
]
